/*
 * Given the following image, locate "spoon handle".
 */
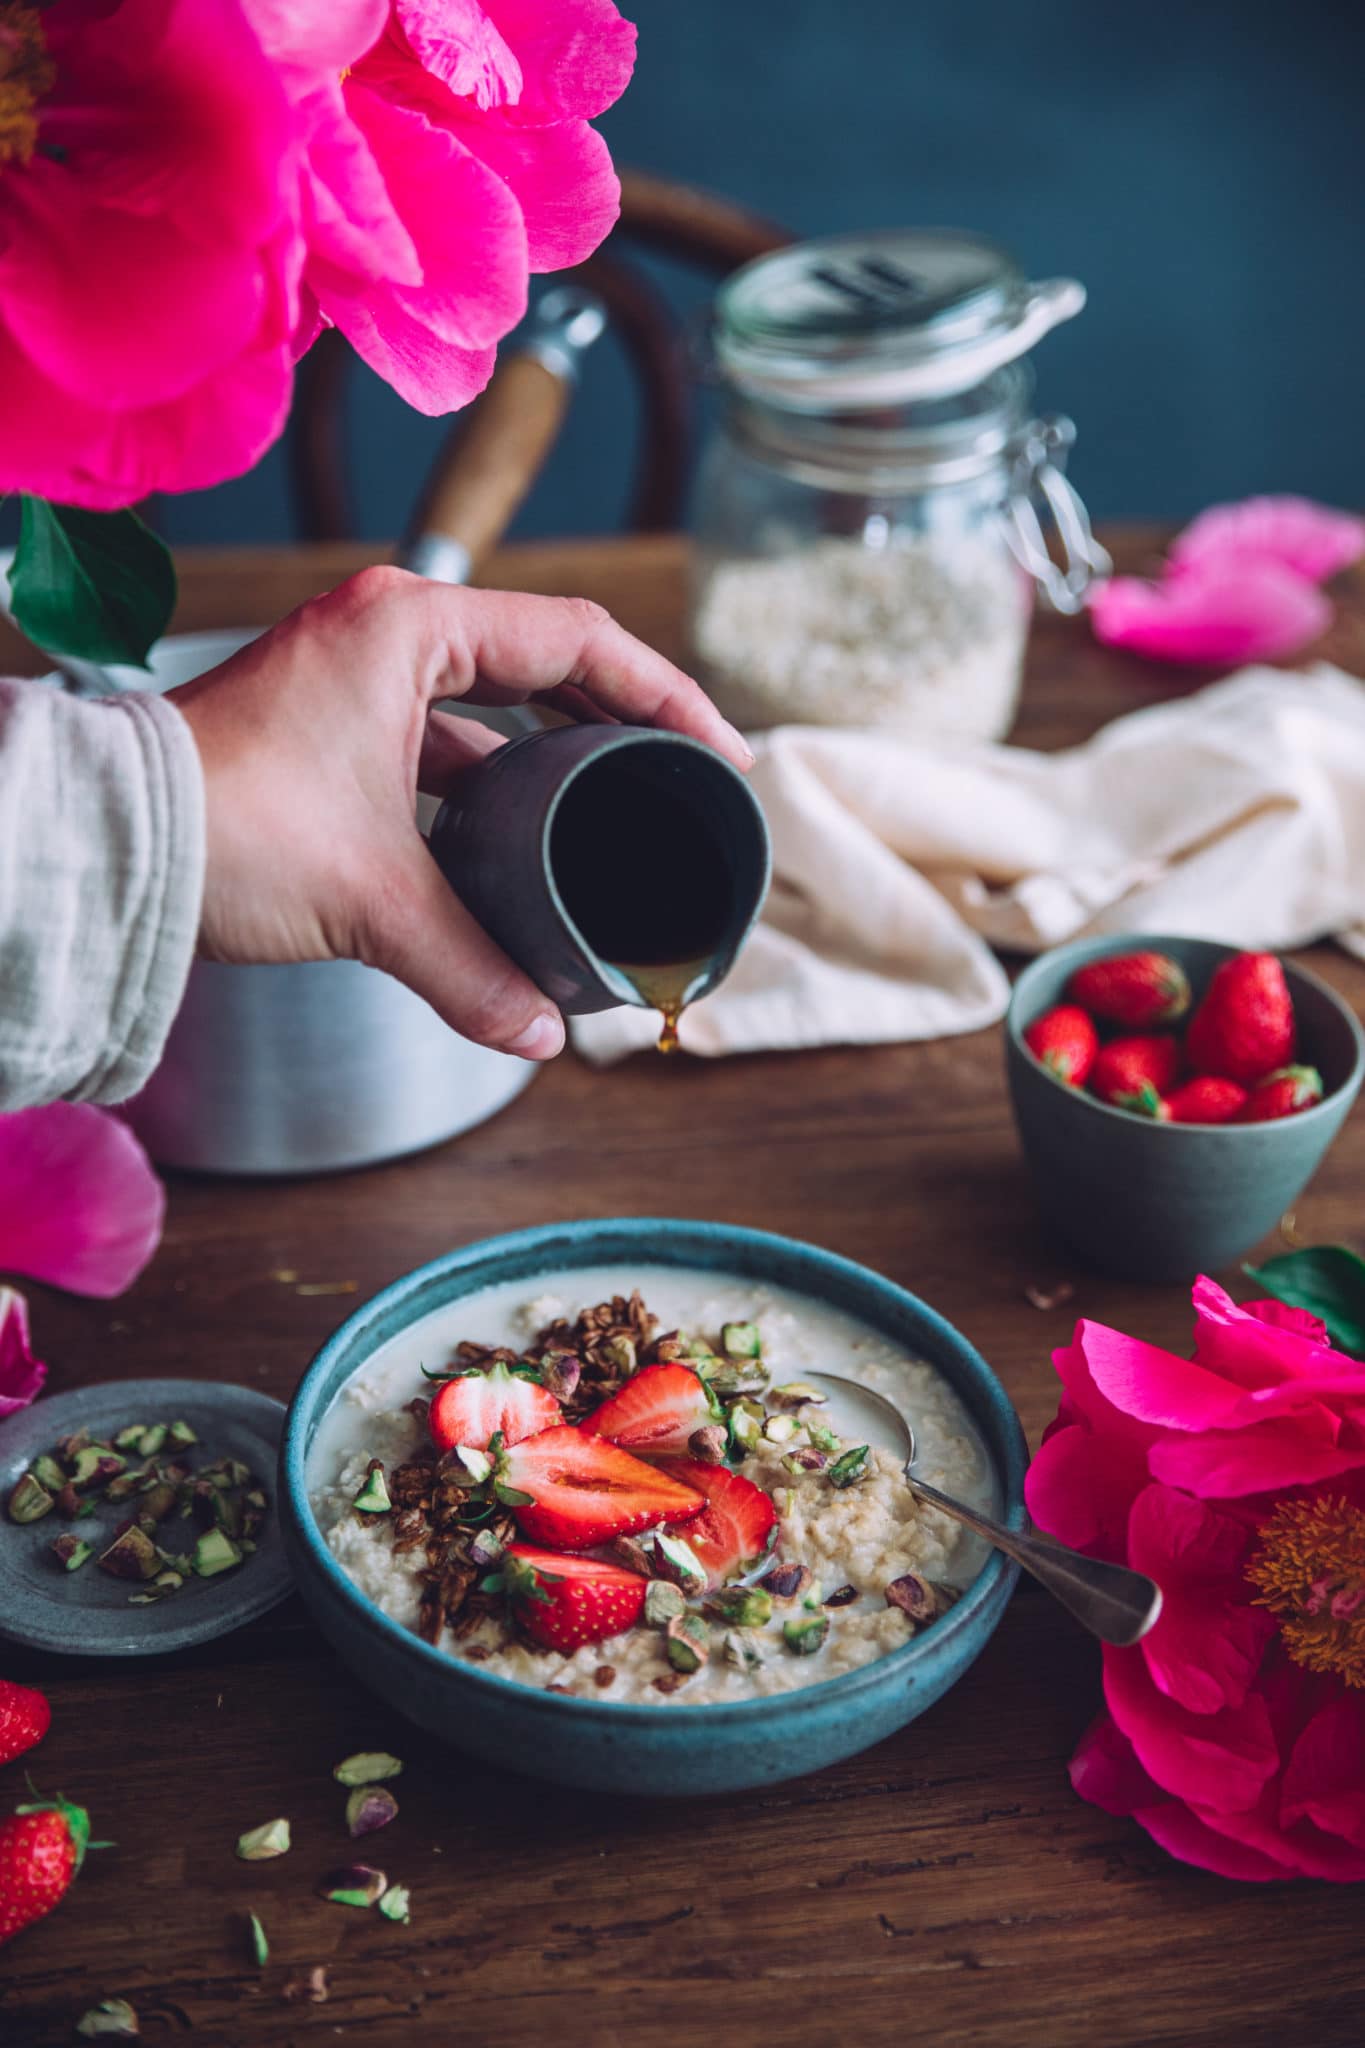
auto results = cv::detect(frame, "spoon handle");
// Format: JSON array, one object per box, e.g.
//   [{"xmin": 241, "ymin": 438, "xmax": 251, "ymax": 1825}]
[{"xmin": 907, "ymin": 1476, "xmax": 1162, "ymax": 1647}]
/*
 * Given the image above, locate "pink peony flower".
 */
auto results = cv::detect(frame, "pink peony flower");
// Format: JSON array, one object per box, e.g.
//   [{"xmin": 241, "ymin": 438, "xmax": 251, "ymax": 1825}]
[
  {"xmin": 0, "ymin": 0, "xmax": 304, "ymax": 510},
  {"xmin": 0, "ymin": 1103, "xmax": 164, "ymax": 1299},
  {"xmin": 1028, "ymin": 1278, "xmax": 1365, "ymax": 1880},
  {"xmin": 1170, "ymin": 496, "xmax": 1365, "ymax": 585},
  {"xmin": 0, "ymin": 1285, "xmax": 46, "ymax": 1417},
  {"xmin": 254, "ymin": 0, "xmax": 636, "ymax": 411}
]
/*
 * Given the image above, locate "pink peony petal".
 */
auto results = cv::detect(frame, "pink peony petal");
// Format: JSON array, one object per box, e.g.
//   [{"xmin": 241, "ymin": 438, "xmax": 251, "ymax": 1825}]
[
  {"xmin": 0, "ymin": 1286, "xmax": 46, "ymax": 1417},
  {"xmin": 1149, "ymin": 1424, "xmax": 1365, "ymax": 1499},
  {"xmin": 1280, "ymin": 1695, "xmax": 1365, "ymax": 1848},
  {"xmin": 244, "ymin": 0, "xmax": 390, "ymax": 73},
  {"xmin": 481, "ymin": 0, "xmax": 637, "ymax": 123},
  {"xmin": 1088, "ymin": 560, "xmax": 1332, "ymax": 665},
  {"xmin": 1103, "ymin": 1643, "xmax": 1279, "ymax": 1812},
  {"xmin": 448, "ymin": 110, "xmax": 619, "ymax": 270},
  {"xmin": 1075, "ymin": 1319, "xmax": 1244, "ymax": 1432},
  {"xmin": 1069, "ymin": 1710, "xmax": 1168, "ymax": 1816},
  {"xmin": 1192, "ymin": 1274, "xmax": 1342, "ymax": 1389},
  {"xmin": 1127, "ymin": 1485, "xmax": 1274, "ymax": 1714},
  {"xmin": 1026, "ymin": 1415, "xmax": 1144, "ymax": 1563},
  {"xmin": 1242, "ymin": 1298, "xmax": 1333, "ymax": 1348},
  {"xmin": 1170, "ymin": 495, "xmax": 1365, "ymax": 585},
  {"xmin": 395, "ymin": 0, "xmax": 524, "ymax": 107},
  {"xmin": 1134, "ymin": 1801, "xmax": 1300, "ymax": 1881},
  {"xmin": 1190, "ymin": 1792, "xmax": 1365, "ymax": 1882},
  {"xmin": 0, "ymin": 1106, "xmax": 164, "ymax": 1300}
]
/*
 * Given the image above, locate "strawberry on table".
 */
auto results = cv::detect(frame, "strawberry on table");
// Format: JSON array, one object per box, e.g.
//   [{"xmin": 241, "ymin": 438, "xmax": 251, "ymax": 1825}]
[
  {"xmin": 1186, "ymin": 951, "xmax": 1296, "ymax": 1084},
  {"xmin": 1234, "ymin": 1065, "xmax": 1324, "ymax": 1123},
  {"xmin": 1023, "ymin": 1005, "xmax": 1099, "ymax": 1088},
  {"xmin": 428, "ymin": 1362, "xmax": 562, "ymax": 1453},
  {"xmin": 0, "ymin": 1683, "xmax": 50, "ymax": 1769},
  {"xmin": 1067, "ymin": 950, "xmax": 1192, "ymax": 1029},
  {"xmin": 494, "ymin": 1544, "xmax": 647, "ymax": 1654},
  {"xmin": 581, "ymin": 1363, "xmax": 720, "ymax": 1456},
  {"xmin": 1163, "ymin": 1076, "xmax": 1249, "ymax": 1125},
  {"xmin": 499, "ymin": 1426, "xmax": 704, "ymax": 1550},
  {"xmin": 1090, "ymin": 1035, "xmax": 1181, "ymax": 1116},
  {"xmin": 654, "ymin": 1458, "xmax": 777, "ymax": 1589},
  {"xmin": 0, "ymin": 1793, "xmax": 92, "ymax": 1946}
]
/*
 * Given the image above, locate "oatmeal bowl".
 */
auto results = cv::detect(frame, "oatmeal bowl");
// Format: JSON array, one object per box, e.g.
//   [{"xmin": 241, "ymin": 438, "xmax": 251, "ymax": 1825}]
[{"xmin": 281, "ymin": 1219, "xmax": 1027, "ymax": 1796}]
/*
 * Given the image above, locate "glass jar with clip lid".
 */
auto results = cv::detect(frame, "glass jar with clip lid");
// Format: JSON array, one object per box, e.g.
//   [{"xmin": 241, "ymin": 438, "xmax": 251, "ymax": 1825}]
[{"xmin": 690, "ymin": 228, "xmax": 1110, "ymax": 740}]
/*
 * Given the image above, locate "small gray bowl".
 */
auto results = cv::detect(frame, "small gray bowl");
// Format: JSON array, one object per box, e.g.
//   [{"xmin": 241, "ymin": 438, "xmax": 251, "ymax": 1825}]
[{"xmin": 1005, "ymin": 934, "xmax": 1365, "ymax": 1281}]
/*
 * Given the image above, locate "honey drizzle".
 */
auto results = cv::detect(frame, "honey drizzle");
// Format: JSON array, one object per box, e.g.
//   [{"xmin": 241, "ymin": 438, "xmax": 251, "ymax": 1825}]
[{"xmin": 613, "ymin": 958, "xmax": 707, "ymax": 1056}]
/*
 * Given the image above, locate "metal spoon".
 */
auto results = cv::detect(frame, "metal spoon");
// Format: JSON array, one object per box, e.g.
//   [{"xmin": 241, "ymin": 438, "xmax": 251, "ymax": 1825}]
[{"xmin": 778, "ymin": 1371, "xmax": 1162, "ymax": 1648}]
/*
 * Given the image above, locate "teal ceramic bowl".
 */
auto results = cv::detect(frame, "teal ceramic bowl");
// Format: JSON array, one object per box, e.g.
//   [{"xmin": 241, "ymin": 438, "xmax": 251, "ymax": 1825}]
[
  {"xmin": 1005, "ymin": 934, "xmax": 1365, "ymax": 1282},
  {"xmin": 281, "ymin": 1219, "xmax": 1026, "ymax": 1797}
]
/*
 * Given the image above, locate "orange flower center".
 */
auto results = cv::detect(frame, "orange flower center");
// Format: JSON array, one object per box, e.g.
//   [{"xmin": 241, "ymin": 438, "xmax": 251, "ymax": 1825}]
[
  {"xmin": 1247, "ymin": 1495, "xmax": 1365, "ymax": 1689},
  {"xmin": 0, "ymin": 3, "xmax": 52, "ymax": 165}
]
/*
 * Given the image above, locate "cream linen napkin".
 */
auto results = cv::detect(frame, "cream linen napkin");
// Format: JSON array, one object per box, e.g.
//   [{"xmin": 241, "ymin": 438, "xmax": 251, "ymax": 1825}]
[{"xmin": 569, "ymin": 664, "xmax": 1365, "ymax": 1065}]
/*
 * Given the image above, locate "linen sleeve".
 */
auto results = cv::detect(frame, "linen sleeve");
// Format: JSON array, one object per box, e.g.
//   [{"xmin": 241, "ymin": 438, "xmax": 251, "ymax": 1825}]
[{"xmin": 0, "ymin": 680, "xmax": 205, "ymax": 1108}]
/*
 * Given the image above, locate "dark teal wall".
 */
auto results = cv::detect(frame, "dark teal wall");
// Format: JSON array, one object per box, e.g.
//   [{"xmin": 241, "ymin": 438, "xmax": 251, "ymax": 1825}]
[{"xmin": 160, "ymin": 0, "xmax": 1365, "ymax": 547}]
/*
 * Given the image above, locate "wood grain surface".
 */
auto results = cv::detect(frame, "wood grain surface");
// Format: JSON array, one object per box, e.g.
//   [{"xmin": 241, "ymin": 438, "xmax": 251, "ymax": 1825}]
[{"xmin": 1, "ymin": 535, "xmax": 1362, "ymax": 2048}]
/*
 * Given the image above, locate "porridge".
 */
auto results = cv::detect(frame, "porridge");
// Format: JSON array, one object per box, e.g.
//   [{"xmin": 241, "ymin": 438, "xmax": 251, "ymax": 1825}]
[{"xmin": 309, "ymin": 1265, "xmax": 996, "ymax": 1705}]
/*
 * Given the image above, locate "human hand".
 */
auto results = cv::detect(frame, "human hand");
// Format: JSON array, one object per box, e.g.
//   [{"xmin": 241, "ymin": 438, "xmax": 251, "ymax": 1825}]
[{"xmin": 172, "ymin": 567, "xmax": 752, "ymax": 1060}]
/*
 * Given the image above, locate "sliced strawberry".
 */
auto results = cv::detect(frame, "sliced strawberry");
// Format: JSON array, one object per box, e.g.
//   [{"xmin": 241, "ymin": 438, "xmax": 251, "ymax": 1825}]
[
  {"xmin": 428, "ymin": 1361, "xmax": 562, "ymax": 1453},
  {"xmin": 500, "ymin": 1426, "xmax": 704, "ymax": 1550},
  {"xmin": 581, "ymin": 1362, "xmax": 719, "ymax": 1455},
  {"xmin": 654, "ymin": 1458, "xmax": 777, "ymax": 1588},
  {"xmin": 499, "ymin": 1544, "xmax": 647, "ymax": 1654}
]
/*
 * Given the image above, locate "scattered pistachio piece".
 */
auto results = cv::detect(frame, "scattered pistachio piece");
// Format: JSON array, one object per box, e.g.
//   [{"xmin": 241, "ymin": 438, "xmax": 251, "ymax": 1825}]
[
  {"xmin": 318, "ymin": 1864, "xmax": 387, "ymax": 1908},
  {"xmin": 75, "ymin": 1998, "xmax": 139, "ymax": 2038},
  {"xmin": 611, "ymin": 1533, "xmax": 656, "ymax": 1576},
  {"xmin": 884, "ymin": 1574, "xmax": 958, "ymax": 1624},
  {"xmin": 50, "ymin": 1533, "xmax": 93, "ymax": 1572},
  {"xmin": 781, "ymin": 1448, "xmax": 827, "ymax": 1475},
  {"xmin": 802, "ymin": 1582, "xmax": 824, "ymax": 1611},
  {"xmin": 346, "ymin": 1785, "xmax": 399, "ymax": 1838},
  {"xmin": 30, "ymin": 1453, "xmax": 66, "ymax": 1493},
  {"xmin": 828, "ymin": 1444, "xmax": 871, "ymax": 1489},
  {"xmin": 769, "ymin": 1381, "xmax": 828, "ymax": 1409},
  {"xmin": 136, "ymin": 1424, "xmax": 168, "ymax": 1459},
  {"xmin": 760, "ymin": 1561, "xmax": 812, "ymax": 1602},
  {"xmin": 7, "ymin": 1472, "xmax": 54, "ymax": 1524},
  {"xmin": 762, "ymin": 1413, "xmax": 799, "ymax": 1444},
  {"xmin": 651, "ymin": 1533, "xmax": 708, "ymax": 1597},
  {"xmin": 665, "ymin": 1612, "xmax": 710, "ymax": 1674},
  {"xmin": 113, "ymin": 1426, "xmax": 147, "ymax": 1452},
  {"xmin": 453, "ymin": 1445, "xmax": 491, "ymax": 1486},
  {"xmin": 54, "ymin": 1483, "xmax": 84, "ymax": 1519},
  {"xmin": 643, "ymin": 1579, "xmax": 686, "ymax": 1627},
  {"xmin": 97, "ymin": 1523, "xmax": 159, "ymax": 1581},
  {"xmin": 247, "ymin": 1912, "xmax": 269, "ymax": 1967},
  {"xmin": 721, "ymin": 1321, "xmax": 762, "ymax": 1360},
  {"xmin": 69, "ymin": 1445, "xmax": 119, "ymax": 1488},
  {"xmin": 236, "ymin": 1817, "xmax": 291, "ymax": 1861},
  {"xmin": 467, "ymin": 1527, "xmax": 503, "ymax": 1569},
  {"xmin": 710, "ymin": 1586, "xmax": 772, "ymax": 1628},
  {"xmin": 352, "ymin": 1462, "xmax": 391, "ymax": 1514},
  {"xmin": 538, "ymin": 1352, "xmax": 580, "ymax": 1403},
  {"xmin": 727, "ymin": 1406, "xmax": 761, "ymax": 1453},
  {"xmin": 168, "ymin": 1420, "xmax": 199, "ymax": 1449},
  {"xmin": 805, "ymin": 1420, "xmax": 841, "ymax": 1454},
  {"xmin": 823, "ymin": 1583, "xmax": 860, "ymax": 1608},
  {"xmin": 377, "ymin": 1883, "xmax": 411, "ymax": 1923},
  {"xmin": 333, "ymin": 1751, "xmax": 404, "ymax": 1787},
  {"xmin": 192, "ymin": 1528, "xmax": 242, "ymax": 1578},
  {"xmin": 602, "ymin": 1334, "xmax": 636, "ymax": 1376},
  {"xmin": 686, "ymin": 1424, "xmax": 727, "ymax": 1465},
  {"xmin": 783, "ymin": 1613, "xmax": 830, "ymax": 1656},
  {"xmin": 722, "ymin": 1628, "xmax": 764, "ymax": 1672}
]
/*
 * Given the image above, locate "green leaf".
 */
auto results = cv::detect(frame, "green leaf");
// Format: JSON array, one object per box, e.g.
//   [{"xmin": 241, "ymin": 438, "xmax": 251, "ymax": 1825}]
[
  {"xmin": 10, "ymin": 497, "xmax": 176, "ymax": 668},
  {"xmin": 1242, "ymin": 1246, "xmax": 1365, "ymax": 1356}
]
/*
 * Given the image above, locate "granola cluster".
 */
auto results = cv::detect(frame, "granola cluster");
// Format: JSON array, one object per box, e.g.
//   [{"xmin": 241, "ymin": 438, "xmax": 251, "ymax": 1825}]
[{"xmin": 384, "ymin": 1425, "xmax": 516, "ymax": 1647}]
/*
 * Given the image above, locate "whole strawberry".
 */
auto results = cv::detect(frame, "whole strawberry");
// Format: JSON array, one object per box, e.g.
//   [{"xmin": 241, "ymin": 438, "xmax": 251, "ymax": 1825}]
[
  {"xmin": 1068, "ymin": 950, "xmax": 1191, "ymax": 1029},
  {"xmin": 1023, "ymin": 1004, "xmax": 1099, "ymax": 1088},
  {"xmin": 1234, "ymin": 1065, "xmax": 1324, "ymax": 1123},
  {"xmin": 1090, "ymin": 1034, "xmax": 1181, "ymax": 1116},
  {"xmin": 1163, "ymin": 1076, "xmax": 1249, "ymax": 1125},
  {"xmin": 0, "ymin": 1792, "xmax": 91, "ymax": 1945},
  {"xmin": 1186, "ymin": 952, "xmax": 1295, "ymax": 1084},
  {"xmin": 0, "ymin": 1683, "xmax": 50, "ymax": 1769}
]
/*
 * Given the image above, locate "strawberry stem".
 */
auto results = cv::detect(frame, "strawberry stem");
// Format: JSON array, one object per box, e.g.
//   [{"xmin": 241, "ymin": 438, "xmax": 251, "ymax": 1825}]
[{"xmin": 15, "ymin": 1789, "xmax": 95, "ymax": 1870}]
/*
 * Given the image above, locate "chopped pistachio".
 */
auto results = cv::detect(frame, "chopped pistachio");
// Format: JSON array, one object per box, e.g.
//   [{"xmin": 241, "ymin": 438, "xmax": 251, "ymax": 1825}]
[
  {"xmin": 683, "ymin": 1337, "xmax": 715, "ymax": 1361},
  {"xmin": 135, "ymin": 1479, "xmax": 180, "ymax": 1528},
  {"xmin": 247, "ymin": 1912, "xmax": 269, "ymax": 1967},
  {"xmin": 50, "ymin": 1533, "xmax": 93, "ymax": 1571},
  {"xmin": 54, "ymin": 1483, "xmax": 83, "ymax": 1520},
  {"xmin": 721, "ymin": 1321, "xmax": 762, "ymax": 1360},
  {"xmin": 884, "ymin": 1573, "xmax": 958, "ymax": 1624},
  {"xmin": 686, "ymin": 1424, "xmax": 727, "ymax": 1465},
  {"xmin": 168, "ymin": 1420, "xmax": 199, "ymax": 1449},
  {"xmin": 153, "ymin": 1569, "xmax": 185, "ymax": 1593},
  {"xmin": 710, "ymin": 1586, "xmax": 772, "ymax": 1628},
  {"xmin": 97, "ymin": 1523, "xmax": 160, "ymax": 1580},
  {"xmin": 137, "ymin": 1424, "xmax": 168, "ymax": 1458},
  {"xmin": 602, "ymin": 1334, "xmax": 637, "ymax": 1376},
  {"xmin": 236, "ymin": 1817, "xmax": 291, "ymax": 1861},
  {"xmin": 352, "ymin": 1463, "xmax": 391, "ymax": 1514},
  {"xmin": 823, "ymin": 1583, "xmax": 860, "ymax": 1608},
  {"xmin": 651, "ymin": 1533, "xmax": 708, "ymax": 1597},
  {"xmin": 722, "ymin": 1628, "xmax": 765, "ymax": 1672},
  {"xmin": 75, "ymin": 1999, "xmax": 139, "ymax": 2039},
  {"xmin": 333, "ymin": 1751, "xmax": 404, "ymax": 1787},
  {"xmin": 665, "ymin": 1612, "xmax": 710, "ymax": 1674},
  {"xmin": 805, "ymin": 1419, "xmax": 841, "ymax": 1455},
  {"xmin": 643, "ymin": 1579, "xmax": 686, "ymax": 1627},
  {"xmin": 727, "ymin": 1406, "xmax": 761, "ymax": 1453},
  {"xmin": 30, "ymin": 1453, "xmax": 66, "ymax": 1493},
  {"xmin": 538, "ymin": 1351, "xmax": 580, "ymax": 1403},
  {"xmin": 770, "ymin": 1382, "xmax": 828, "ymax": 1409},
  {"xmin": 54, "ymin": 1428, "xmax": 91, "ymax": 1465},
  {"xmin": 318, "ymin": 1863, "xmax": 387, "ymax": 1908},
  {"xmin": 452, "ymin": 1445, "xmax": 491, "ymax": 1486},
  {"xmin": 762, "ymin": 1413, "xmax": 799, "ymax": 1444},
  {"xmin": 685, "ymin": 1352, "xmax": 723, "ymax": 1383},
  {"xmin": 104, "ymin": 1463, "xmax": 153, "ymax": 1504},
  {"xmin": 7, "ymin": 1472, "xmax": 54, "ymax": 1524},
  {"xmin": 610, "ymin": 1532, "xmax": 656, "ymax": 1575},
  {"xmin": 760, "ymin": 1561, "xmax": 812, "ymax": 1602},
  {"xmin": 209, "ymin": 1488, "xmax": 244, "ymax": 1540},
  {"xmin": 802, "ymin": 1582, "xmax": 824, "ymax": 1611},
  {"xmin": 192, "ymin": 1528, "xmax": 242, "ymax": 1577},
  {"xmin": 828, "ymin": 1444, "xmax": 871, "ymax": 1489},
  {"xmin": 377, "ymin": 1884, "xmax": 411, "ymax": 1924},
  {"xmin": 113, "ymin": 1425, "xmax": 147, "ymax": 1452},
  {"xmin": 346, "ymin": 1784, "xmax": 399, "ymax": 1837},
  {"xmin": 781, "ymin": 1448, "xmax": 827, "ymax": 1475},
  {"xmin": 69, "ymin": 1445, "xmax": 121, "ymax": 1488},
  {"xmin": 783, "ymin": 1614, "xmax": 830, "ymax": 1656},
  {"xmin": 467, "ymin": 1527, "xmax": 503, "ymax": 1569}
]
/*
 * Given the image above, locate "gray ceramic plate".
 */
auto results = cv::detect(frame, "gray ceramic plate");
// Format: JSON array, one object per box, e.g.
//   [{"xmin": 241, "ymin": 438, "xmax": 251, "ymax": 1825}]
[{"xmin": 0, "ymin": 1380, "xmax": 290, "ymax": 1656}]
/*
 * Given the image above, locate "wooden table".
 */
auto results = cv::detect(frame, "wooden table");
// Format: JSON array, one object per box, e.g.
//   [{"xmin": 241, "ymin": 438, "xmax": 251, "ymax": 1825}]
[{"xmin": 2, "ymin": 535, "xmax": 1363, "ymax": 2048}]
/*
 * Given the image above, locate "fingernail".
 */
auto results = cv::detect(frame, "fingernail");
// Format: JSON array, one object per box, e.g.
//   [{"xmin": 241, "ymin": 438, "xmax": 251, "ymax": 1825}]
[
  {"xmin": 508, "ymin": 1013, "xmax": 566, "ymax": 1060},
  {"xmin": 727, "ymin": 724, "xmax": 755, "ymax": 767}
]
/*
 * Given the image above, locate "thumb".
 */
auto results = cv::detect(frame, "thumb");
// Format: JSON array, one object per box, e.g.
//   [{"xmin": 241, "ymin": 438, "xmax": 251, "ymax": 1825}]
[{"xmin": 359, "ymin": 839, "xmax": 565, "ymax": 1061}]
